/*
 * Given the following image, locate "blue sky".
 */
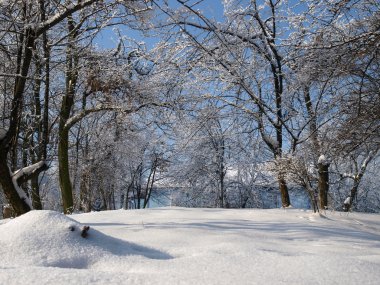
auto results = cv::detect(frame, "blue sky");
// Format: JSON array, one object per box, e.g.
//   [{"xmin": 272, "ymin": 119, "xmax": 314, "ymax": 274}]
[{"xmin": 94, "ymin": 0, "xmax": 225, "ymax": 51}]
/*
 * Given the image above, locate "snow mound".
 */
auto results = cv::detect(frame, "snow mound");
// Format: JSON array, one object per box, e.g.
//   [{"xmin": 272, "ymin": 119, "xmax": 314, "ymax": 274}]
[
  {"xmin": 0, "ymin": 210, "xmax": 171, "ymax": 269},
  {"xmin": 0, "ymin": 208, "xmax": 380, "ymax": 284}
]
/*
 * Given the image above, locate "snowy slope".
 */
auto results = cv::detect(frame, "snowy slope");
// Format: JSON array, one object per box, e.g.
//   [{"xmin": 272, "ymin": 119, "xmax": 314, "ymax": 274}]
[{"xmin": 0, "ymin": 208, "xmax": 379, "ymax": 285}]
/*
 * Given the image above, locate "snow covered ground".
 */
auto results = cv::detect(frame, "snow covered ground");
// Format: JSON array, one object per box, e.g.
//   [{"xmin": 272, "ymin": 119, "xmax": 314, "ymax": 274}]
[{"xmin": 0, "ymin": 207, "xmax": 379, "ymax": 285}]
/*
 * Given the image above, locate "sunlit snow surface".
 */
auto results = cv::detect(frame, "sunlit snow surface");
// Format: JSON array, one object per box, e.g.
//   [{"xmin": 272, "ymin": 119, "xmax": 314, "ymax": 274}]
[{"xmin": 1, "ymin": 208, "xmax": 379, "ymax": 284}]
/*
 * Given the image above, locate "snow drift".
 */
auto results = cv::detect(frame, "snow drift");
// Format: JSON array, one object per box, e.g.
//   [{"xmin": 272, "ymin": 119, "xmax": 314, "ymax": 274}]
[
  {"xmin": 0, "ymin": 208, "xmax": 379, "ymax": 285},
  {"xmin": 0, "ymin": 210, "xmax": 171, "ymax": 270}
]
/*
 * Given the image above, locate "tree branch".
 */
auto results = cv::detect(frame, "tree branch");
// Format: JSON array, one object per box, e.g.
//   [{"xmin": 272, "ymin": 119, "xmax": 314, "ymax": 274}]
[
  {"xmin": 36, "ymin": 0, "xmax": 99, "ymax": 36},
  {"xmin": 63, "ymin": 102, "xmax": 172, "ymax": 131}
]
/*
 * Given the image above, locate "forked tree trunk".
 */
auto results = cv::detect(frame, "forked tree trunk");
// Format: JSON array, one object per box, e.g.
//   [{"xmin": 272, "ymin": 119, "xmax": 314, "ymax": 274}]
[
  {"xmin": 0, "ymin": 0, "xmax": 100, "ymax": 215},
  {"xmin": 0, "ymin": 28, "xmax": 37, "ymax": 216},
  {"xmin": 304, "ymin": 86, "xmax": 330, "ymax": 211}
]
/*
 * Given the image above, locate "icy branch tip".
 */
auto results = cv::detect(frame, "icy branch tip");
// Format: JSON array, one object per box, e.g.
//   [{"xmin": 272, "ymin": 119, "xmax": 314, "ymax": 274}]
[{"xmin": 318, "ymin": 154, "xmax": 329, "ymax": 165}]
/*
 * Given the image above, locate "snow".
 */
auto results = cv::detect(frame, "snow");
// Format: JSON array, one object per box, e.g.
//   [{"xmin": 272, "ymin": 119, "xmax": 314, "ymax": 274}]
[
  {"xmin": 12, "ymin": 161, "xmax": 47, "ymax": 181},
  {"xmin": 10, "ymin": 173, "xmax": 33, "ymax": 209},
  {"xmin": 318, "ymin": 154, "xmax": 329, "ymax": 165},
  {"xmin": 11, "ymin": 161, "xmax": 48, "ymax": 209},
  {"xmin": 1, "ymin": 208, "xmax": 380, "ymax": 284}
]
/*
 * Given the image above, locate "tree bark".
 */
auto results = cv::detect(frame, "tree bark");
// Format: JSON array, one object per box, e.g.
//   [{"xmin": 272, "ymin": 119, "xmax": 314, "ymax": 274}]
[
  {"xmin": 0, "ymin": 28, "xmax": 37, "ymax": 215},
  {"xmin": 30, "ymin": 49, "xmax": 43, "ymax": 210},
  {"xmin": 318, "ymin": 163, "xmax": 329, "ymax": 210},
  {"xmin": 58, "ymin": 16, "xmax": 78, "ymax": 214},
  {"xmin": 58, "ymin": 127, "xmax": 74, "ymax": 213},
  {"xmin": 79, "ymin": 168, "xmax": 91, "ymax": 212},
  {"xmin": 278, "ymin": 176, "xmax": 291, "ymax": 208},
  {"xmin": 40, "ymin": 0, "xmax": 50, "ymax": 161},
  {"xmin": 344, "ymin": 151, "xmax": 377, "ymax": 211},
  {"xmin": 0, "ymin": 0, "xmax": 100, "ymax": 215},
  {"xmin": 31, "ymin": 176, "xmax": 43, "ymax": 210},
  {"xmin": 304, "ymin": 86, "xmax": 329, "ymax": 211},
  {"xmin": 0, "ymin": 150, "xmax": 31, "ymax": 216}
]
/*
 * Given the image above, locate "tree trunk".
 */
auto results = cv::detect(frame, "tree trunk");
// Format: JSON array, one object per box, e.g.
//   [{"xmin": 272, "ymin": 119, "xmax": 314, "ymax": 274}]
[
  {"xmin": 305, "ymin": 181, "xmax": 319, "ymax": 213},
  {"xmin": 318, "ymin": 163, "xmax": 329, "ymax": 210},
  {"xmin": 30, "ymin": 51, "xmax": 43, "ymax": 210},
  {"xmin": 218, "ymin": 139, "xmax": 225, "ymax": 208},
  {"xmin": 79, "ymin": 168, "xmax": 91, "ymax": 212},
  {"xmin": 40, "ymin": 0, "xmax": 50, "ymax": 161},
  {"xmin": 137, "ymin": 183, "xmax": 141, "ymax": 209},
  {"xmin": 344, "ymin": 151, "xmax": 376, "ymax": 212},
  {"xmin": 0, "ymin": 27, "xmax": 36, "ymax": 215},
  {"xmin": 0, "ymin": 150, "xmax": 31, "ymax": 216},
  {"xmin": 58, "ymin": 16, "xmax": 78, "ymax": 214},
  {"xmin": 58, "ymin": 128, "xmax": 74, "ymax": 213},
  {"xmin": 278, "ymin": 176, "xmax": 291, "ymax": 207},
  {"xmin": 0, "ymin": 0, "xmax": 100, "ymax": 215},
  {"xmin": 31, "ymin": 176, "xmax": 43, "ymax": 210},
  {"xmin": 304, "ymin": 86, "xmax": 329, "ymax": 211}
]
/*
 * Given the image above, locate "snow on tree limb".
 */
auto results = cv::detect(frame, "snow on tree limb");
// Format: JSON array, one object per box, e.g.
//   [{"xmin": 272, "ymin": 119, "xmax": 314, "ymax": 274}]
[
  {"xmin": 12, "ymin": 161, "xmax": 48, "ymax": 183},
  {"xmin": 318, "ymin": 155, "xmax": 330, "ymax": 166},
  {"xmin": 341, "ymin": 173, "xmax": 356, "ymax": 180},
  {"xmin": 36, "ymin": 0, "xmax": 98, "ymax": 37},
  {"xmin": 9, "ymin": 161, "xmax": 49, "ymax": 210},
  {"xmin": 63, "ymin": 102, "xmax": 173, "ymax": 131}
]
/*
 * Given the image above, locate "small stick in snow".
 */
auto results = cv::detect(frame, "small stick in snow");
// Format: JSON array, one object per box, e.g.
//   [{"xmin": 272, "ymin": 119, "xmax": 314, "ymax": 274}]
[{"xmin": 81, "ymin": 225, "xmax": 90, "ymax": 238}]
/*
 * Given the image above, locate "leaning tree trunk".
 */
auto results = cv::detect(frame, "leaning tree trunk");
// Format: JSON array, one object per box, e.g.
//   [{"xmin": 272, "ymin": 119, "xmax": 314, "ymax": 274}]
[
  {"xmin": 0, "ymin": 150, "xmax": 31, "ymax": 216},
  {"xmin": 143, "ymin": 156, "xmax": 159, "ymax": 209},
  {"xmin": 0, "ymin": 27, "xmax": 37, "ymax": 216},
  {"xmin": 1, "ymin": 0, "xmax": 101, "ymax": 215},
  {"xmin": 344, "ymin": 151, "xmax": 376, "ymax": 212}
]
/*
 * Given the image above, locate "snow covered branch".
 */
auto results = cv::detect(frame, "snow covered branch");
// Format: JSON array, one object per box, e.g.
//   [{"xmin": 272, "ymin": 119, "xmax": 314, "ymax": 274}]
[
  {"xmin": 9, "ymin": 161, "xmax": 48, "ymax": 209},
  {"xmin": 36, "ymin": 0, "xmax": 99, "ymax": 36},
  {"xmin": 12, "ymin": 161, "xmax": 49, "ymax": 186},
  {"xmin": 64, "ymin": 102, "xmax": 173, "ymax": 131}
]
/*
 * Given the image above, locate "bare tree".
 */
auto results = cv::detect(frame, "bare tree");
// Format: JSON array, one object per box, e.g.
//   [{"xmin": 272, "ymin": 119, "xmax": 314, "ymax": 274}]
[
  {"xmin": 287, "ymin": 0, "xmax": 380, "ymax": 210},
  {"xmin": 151, "ymin": 0, "xmax": 295, "ymax": 206},
  {"xmin": 0, "ymin": 0, "xmax": 103, "ymax": 216}
]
